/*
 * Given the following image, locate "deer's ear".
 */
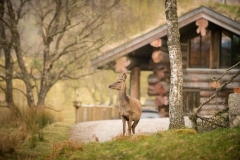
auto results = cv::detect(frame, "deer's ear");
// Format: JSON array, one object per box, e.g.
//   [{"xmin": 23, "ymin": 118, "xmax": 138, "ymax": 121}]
[
  {"xmin": 122, "ymin": 73, "xmax": 127, "ymax": 80},
  {"xmin": 119, "ymin": 73, "xmax": 127, "ymax": 80}
]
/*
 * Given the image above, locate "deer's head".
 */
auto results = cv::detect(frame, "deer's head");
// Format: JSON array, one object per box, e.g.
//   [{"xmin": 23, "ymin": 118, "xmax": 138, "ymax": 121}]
[{"xmin": 108, "ymin": 73, "xmax": 127, "ymax": 91}]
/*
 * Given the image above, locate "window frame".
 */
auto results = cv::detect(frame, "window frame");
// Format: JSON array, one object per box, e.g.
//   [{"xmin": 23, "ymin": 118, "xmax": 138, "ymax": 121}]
[{"xmin": 183, "ymin": 88, "xmax": 200, "ymax": 115}]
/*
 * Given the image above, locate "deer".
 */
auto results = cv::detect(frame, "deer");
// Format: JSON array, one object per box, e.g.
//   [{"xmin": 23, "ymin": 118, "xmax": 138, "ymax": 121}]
[{"xmin": 108, "ymin": 73, "xmax": 142, "ymax": 136}]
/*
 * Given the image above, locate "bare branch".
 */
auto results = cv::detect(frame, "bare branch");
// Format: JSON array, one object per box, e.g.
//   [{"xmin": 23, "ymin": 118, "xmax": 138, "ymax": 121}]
[
  {"xmin": 48, "ymin": 0, "xmax": 63, "ymax": 36},
  {"xmin": 196, "ymin": 69, "xmax": 240, "ymax": 114},
  {"xmin": 16, "ymin": 0, "xmax": 29, "ymax": 23},
  {"xmin": 62, "ymin": 71, "xmax": 96, "ymax": 80},
  {"xmin": 44, "ymin": 106, "xmax": 64, "ymax": 112},
  {"xmin": 12, "ymin": 87, "xmax": 27, "ymax": 97},
  {"xmin": 210, "ymin": 61, "xmax": 240, "ymax": 81}
]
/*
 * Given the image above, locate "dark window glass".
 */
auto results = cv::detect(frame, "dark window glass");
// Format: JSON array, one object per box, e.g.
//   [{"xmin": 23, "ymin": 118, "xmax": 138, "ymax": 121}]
[
  {"xmin": 220, "ymin": 30, "xmax": 240, "ymax": 68},
  {"xmin": 183, "ymin": 91, "xmax": 199, "ymax": 115},
  {"xmin": 232, "ymin": 35, "xmax": 240, "ymax": 66},
  {"xmin": 189, "ymin": 31, "xmax": 211, "ymax": 68}
]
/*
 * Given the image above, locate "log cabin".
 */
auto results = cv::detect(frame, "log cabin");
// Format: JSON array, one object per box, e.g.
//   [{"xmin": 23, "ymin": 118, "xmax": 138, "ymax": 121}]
[{"xmin": 91, "ymin": 6, "xmax": 240, "ymax": 117}]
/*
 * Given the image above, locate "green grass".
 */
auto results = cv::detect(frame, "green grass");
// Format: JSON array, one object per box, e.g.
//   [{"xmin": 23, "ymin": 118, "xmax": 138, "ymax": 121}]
[
  {"xmin": 1, "ymin": 110, "xmax": 240, "ymax": 160},
  {"xmin": 3, "ymin": 122, "xmax": 71, "ymax": 160},
  {"xmin": 46, "ymin": 128, "xmax": 240, "ymax": 160}
]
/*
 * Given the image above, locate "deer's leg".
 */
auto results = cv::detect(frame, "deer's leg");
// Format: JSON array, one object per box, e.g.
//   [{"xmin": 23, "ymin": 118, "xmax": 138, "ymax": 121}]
[
  {"xmin": 132, "ymin": 119, "xmax": 139, "ymax": 134},
  {"xmin": 127, "ymin": 117, "xmax": 133, "ymax": 135},
  {"xmin": 121, "ymin": 117, "xmax": 126, "ymax": 136}
]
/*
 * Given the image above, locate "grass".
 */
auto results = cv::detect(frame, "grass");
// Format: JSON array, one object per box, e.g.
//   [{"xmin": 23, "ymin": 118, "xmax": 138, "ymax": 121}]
[
  {"xmin": 46, "ymin": 127, "xmax": 240, "ymax": 160},
  {"xmin": 1, "ymin": 107, "xmax": 239, "ymax": 160},
  {"xmin": 17, "ymin": 122, "xmax": 71, "ymax": 160},
  {"xmin": 0, "ymin": 106, "xmax": 70, "ymax": 159}
]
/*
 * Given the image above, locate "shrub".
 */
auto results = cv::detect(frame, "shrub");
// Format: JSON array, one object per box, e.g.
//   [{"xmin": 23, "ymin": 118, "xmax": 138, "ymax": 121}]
[
  {"xmin": 0, "ymin": 106, "xmax": 56, "ymax": 157},
  {"xmin": 19, "ymin": 107, "xmax": 55, "ymax": 148}
]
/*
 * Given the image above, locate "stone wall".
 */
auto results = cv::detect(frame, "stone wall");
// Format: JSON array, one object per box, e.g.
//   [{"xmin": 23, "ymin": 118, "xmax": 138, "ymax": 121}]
[{"xmin": 228, "ymin": 93, "xmax": 240, "ymax": 127}]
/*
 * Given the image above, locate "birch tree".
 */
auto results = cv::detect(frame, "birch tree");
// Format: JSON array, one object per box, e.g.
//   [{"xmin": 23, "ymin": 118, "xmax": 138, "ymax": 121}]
[{"xmin": 165, "ymin": 0, "xmax": 184, "ymax": 129}]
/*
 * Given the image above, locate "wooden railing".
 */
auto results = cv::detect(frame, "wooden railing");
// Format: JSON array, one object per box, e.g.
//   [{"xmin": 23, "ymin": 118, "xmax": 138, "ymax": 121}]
[{"xmin": 73, "ymin": 103, "xmax": 120, "ymax": 123}]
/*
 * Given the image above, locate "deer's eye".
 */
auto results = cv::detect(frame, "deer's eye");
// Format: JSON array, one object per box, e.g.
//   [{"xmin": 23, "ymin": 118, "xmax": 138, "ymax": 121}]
[{"xmin": 117, "ymin": 81, "xmax": 121, "ymax": 83}]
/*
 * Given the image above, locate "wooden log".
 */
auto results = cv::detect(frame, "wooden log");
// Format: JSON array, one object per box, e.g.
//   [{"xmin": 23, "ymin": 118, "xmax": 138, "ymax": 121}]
[
  {"xmin": 149, "ymin": 59, "xmax": 170, "ymax": 70},
  {"xmin": 147, "ymin": 84, "xmax": 157, "ymax": 96},
  {"xmin": 155, "ymin": 95, "xmax": 169, "ymax": 106},
  {"xmin": 210, "ymin": 81, "xmax": 220, "ymax": 89},
  {"xmin": 183, "ymin": 82, "xmax": 240, "ymax": 89},
  {"xmin": 151, "ymin": 49, "xmax": 169, "ymax": 63},
  {"xmin": 234, "ymin": 88, "xmax": 240, "ymax": 93},
  {"xmin": 115, "ymin": 57, "xmax": 130, "ymax": 73},
  {"xmin": 184, "ymin": 69, "xmax": 240, "ymax": 75},
  {"xmin": 155, "ymin": 81, "xmax": 170, "ymax": 96},
  {"xmin": 155, "ymin": 68, "xmax": 167, "ymax": 80},
  {"xmin": 200, "ymin": 90, "xmax": 226, "ymax": 97},
  {"xmin": 147, "ymin": 74, "xmax": 160, "ymax": 84},
  {"xmin": 150, "ymin": 39, "xmax": 161, "ymax": 47},
  {"xmin": 150, "ymin": 38, "xmax": 168, "ymax": 47},
  {"xmin": 183, "ymin": 73, "xmax": 240, "ymax": 82},
  {"xmin": 147, "ymin": 81, "xmax": 170, "ymax": 96}
]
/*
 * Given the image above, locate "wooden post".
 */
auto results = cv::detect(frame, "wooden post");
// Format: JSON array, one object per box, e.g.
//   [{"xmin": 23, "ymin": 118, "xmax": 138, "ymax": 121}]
[
  {"xmin": 210, "ymin": 27, "xmax": 220, "ymax": 69},
  {"xmin": 130, "ymin": 66, "xmax": 141, "ymax": 100},
  {"xmin": 73, "ymin": 101, "xmax": 81, "ymax": 123}
]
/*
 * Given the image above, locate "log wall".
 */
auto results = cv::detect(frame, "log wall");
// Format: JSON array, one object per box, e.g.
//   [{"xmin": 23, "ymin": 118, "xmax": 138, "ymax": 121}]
[
  {"xmin": 147, "ymin": 41, "xmax": 240, "ymax": 116},
  {"xmin": 182, "ymin": 47, "xmax": 240, "ymax": 116}
]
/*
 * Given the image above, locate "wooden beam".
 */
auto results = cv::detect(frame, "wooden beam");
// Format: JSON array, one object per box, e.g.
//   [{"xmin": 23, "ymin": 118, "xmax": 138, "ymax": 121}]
[
  {"xmin": 130, "ymin": 66, "xmax": 141, "ymax": 100},
  {"xmin": 126, "ymin": 57, "xmax": 150, "ymax": 70},
  {"xmin": 210, "ymin": 27, "xmax": 221, "ymax": 69}
]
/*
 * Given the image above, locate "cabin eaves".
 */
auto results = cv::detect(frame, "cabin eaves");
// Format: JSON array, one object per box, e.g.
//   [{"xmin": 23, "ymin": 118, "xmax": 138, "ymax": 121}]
[{"xmin": 91, "ymin": 6, "xmax": 240, "ymax": 69}]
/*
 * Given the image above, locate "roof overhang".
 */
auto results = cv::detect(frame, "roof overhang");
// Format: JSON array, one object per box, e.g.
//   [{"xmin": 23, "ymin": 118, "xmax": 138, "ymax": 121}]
[{"xmin": 91, "ymin": 6, "xmax": 240, "ymax": 69}]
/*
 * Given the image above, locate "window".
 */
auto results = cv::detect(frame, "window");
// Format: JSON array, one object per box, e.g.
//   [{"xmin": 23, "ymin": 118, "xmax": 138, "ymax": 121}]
[
  {"xmin": 189, "ymin": 28, "xmax": 240, "ymax": 69},
  {"xmin": 189, "ymin": 31, "xmax": 211, "ymax": 68},
  {"xmin": 220, "ymin": 30, "xmax": 240, "ymax": 68},
  {"xmin": 183, "ymin": 90, "xmax": 200, "ymax": 115}
]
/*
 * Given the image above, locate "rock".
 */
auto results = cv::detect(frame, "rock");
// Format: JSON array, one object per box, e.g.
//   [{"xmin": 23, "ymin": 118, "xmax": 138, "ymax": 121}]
[{"xmin": 228, "ymin": 93, "xmax": 240, "ymax": 128}]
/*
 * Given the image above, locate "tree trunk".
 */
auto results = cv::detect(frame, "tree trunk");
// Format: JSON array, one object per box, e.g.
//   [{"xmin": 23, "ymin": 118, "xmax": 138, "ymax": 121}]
[
  {"xmin": 37, "ymin": 85, "xmax": 50, "ymax": 107},
  {"xmin": 0, "ymin": 0, "xmax": 15, "ymax": 108},
  {"xmin": 165, "ymin": 0, "xmax": 184, "ymax": 129},
  {"xmin": 4, "ymin": 46, "xmax": 15, "ymax": 107},
  {"xmin": 6, "ymin": 0, "xmax": 35, "ymax": 107},
  {"xmin": 37, "ymin": 44, "xmax": 53, "ymax": 107}
]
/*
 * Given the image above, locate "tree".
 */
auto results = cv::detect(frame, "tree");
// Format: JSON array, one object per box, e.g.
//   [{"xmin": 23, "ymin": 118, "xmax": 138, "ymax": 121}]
[
  {"xmin": 165, "ymin": 0, "xmax": 184, "ymax": 129},
  {"xmin": 0, "ymin": 0, "xmax": 120, "ymax": 108},
  {"xmin": 31, "ymin": 0, "xmax": 120, "ymax": 107},
  {"xmin": 0, "ymin": 0, "xmax": 27, "ymax": 108}
]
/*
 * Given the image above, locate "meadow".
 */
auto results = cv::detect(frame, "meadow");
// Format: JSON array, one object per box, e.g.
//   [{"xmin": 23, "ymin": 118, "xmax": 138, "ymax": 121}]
[{"xmin": 0, "ymin": 107, "xmax": 240, "ymax": 160}]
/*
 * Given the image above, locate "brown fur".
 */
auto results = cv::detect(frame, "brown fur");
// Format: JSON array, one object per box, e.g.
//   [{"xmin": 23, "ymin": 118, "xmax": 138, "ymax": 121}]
[{"xmin": 109, "ymin": 73, "xmax": 142, "ymax": 135}]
